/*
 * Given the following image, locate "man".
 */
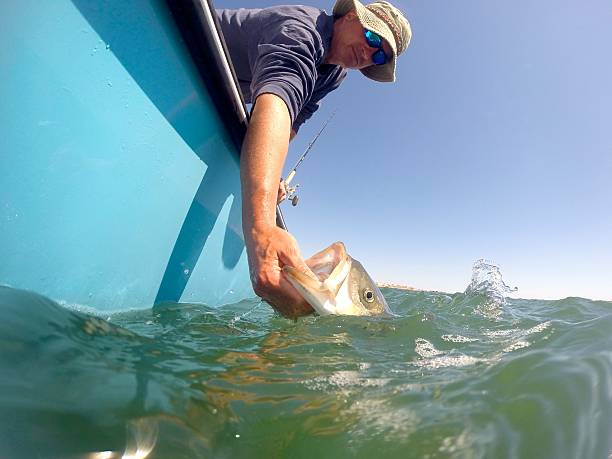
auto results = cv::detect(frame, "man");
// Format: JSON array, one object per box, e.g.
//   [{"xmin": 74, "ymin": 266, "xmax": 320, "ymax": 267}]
[{"xmin": 216, "ymin": 0, "xmax": 412, "ymax": 317}]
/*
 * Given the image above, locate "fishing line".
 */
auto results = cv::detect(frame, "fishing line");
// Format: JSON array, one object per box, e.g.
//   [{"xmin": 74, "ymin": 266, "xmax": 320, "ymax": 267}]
[
  {"xmin": 230, "ymin": 299, "xmax": 264, "ymax": 326},
  {"xmin": 282, "ymin": 109, "xmax": 337, "ymax": 206}
]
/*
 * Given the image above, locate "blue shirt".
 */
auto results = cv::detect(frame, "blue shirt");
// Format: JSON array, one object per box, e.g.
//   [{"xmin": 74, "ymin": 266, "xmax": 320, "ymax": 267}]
[{"xmin": 216, "ymin": 6, "xmax": 347, "ymax": 133}]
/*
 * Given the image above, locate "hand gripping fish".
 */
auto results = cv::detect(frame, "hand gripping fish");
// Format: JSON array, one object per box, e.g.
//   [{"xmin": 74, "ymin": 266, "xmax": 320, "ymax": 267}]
[{"xmin": 283, "ymin": 242, "xmax": 393, "ymax": 316}]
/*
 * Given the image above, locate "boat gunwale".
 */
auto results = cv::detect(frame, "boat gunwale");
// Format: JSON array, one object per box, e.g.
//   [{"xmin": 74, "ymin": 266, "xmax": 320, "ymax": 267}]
[{"xmin": 165, "ymin": 0, "xmax": 287, "ymax": 229}]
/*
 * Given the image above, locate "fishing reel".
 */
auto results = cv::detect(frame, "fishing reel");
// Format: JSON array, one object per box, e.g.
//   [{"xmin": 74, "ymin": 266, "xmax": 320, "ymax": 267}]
[
  {"xmin": 281, "ymin": 110, "xmax": 337, "ymax": 208},
  {"xmin": 282, "ymin": 171, "xmax": 300, "ymax": 207},
  {"xmin": 286, "ymin": 183, "xmax": 300, "ymax": 206}
]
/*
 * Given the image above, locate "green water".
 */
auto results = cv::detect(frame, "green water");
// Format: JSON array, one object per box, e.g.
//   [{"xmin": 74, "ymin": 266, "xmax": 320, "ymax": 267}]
[{"xmin": 1, "ymin": 276, "xmax": 612, "ymax": 458}]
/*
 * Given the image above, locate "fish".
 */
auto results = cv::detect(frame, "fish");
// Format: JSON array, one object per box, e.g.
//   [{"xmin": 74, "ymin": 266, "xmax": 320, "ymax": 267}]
[{"xmin": 283, "ymin": 242, "xmax": 393, "ymax": 316}]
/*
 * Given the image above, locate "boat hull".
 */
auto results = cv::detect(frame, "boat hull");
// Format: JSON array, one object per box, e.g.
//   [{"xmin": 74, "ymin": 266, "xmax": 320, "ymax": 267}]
[{"xmin": 1, "ymin": 0, "xmax": 254, "ymax": 311}]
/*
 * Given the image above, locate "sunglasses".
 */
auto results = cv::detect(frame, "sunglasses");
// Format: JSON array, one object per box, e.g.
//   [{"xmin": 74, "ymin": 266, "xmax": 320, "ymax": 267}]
[{"xmin": 364, "ymin": 29, "xmax": 388, "ymax": 66}]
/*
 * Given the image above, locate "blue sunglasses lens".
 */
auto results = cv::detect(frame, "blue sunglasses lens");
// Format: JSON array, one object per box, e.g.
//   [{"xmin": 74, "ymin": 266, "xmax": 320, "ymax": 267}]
[
  {"xmin": 364, "ymin": 29, "xmax": 382, "ymax": 48},
  {"xmin": 372, "ymin": 49, "xmax": 387, "ymax": 65},
  {"xmin": 364, "ymin": 29, "xmax": 387, "ymax": 65}
]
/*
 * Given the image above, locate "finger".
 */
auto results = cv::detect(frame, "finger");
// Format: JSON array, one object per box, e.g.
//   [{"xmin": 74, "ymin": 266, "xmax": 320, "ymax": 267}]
[
  {"xmin": 278, "ymin": 246, "xmax": 314, "ymax": 278},
  {"xmin": 276, "ymin": 283, "xmax": 315, "ymax": 316},
  {"xmin": 263, "ymin": 280, "xmax": 314, "ymax": 318},
  {"xmin": 277, "ymin": 186, "xmax": 286, "ymax": 203}
]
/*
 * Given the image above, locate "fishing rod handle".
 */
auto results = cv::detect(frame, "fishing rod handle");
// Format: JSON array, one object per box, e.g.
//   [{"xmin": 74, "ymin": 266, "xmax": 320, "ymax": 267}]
[{"xmin": 285, "ymin": 170, "xmax": 296, "ymax": 185}]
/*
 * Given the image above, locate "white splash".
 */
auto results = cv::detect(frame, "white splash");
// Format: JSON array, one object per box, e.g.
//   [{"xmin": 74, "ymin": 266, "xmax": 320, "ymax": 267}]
[
  {"xmin": 465, "ymin": 259, "xmax": 518, "ymax": 298},
  {"xmin": 465, "ymin": 259, "xmax": 518, "ymax": 318}
]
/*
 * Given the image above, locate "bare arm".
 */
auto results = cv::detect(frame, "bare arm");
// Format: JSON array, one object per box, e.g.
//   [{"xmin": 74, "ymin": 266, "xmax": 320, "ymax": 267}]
[{"xmin": 241, "ymin": 93, "xmax": 314, "ymax": 317}]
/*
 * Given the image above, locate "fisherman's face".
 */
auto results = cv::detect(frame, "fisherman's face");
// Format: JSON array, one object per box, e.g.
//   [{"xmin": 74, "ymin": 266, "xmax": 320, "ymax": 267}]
[{"xmin": 327, "ymin": 11, "xmax": 393, "ymax": 70}]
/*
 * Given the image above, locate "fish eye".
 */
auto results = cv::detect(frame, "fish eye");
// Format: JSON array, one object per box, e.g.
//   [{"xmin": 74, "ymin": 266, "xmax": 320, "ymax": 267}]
[{"xmin": 362, "ymin": 288, "xmax": 375, "ymax": 303}]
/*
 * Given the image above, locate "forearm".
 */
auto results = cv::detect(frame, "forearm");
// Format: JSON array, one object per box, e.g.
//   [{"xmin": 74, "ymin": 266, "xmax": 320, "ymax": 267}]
[
  {"xmin": 241, "ymin": 93, "xmax": 291, "ymax": 236},
  {"xmin": 238, "ymin": 94, "xmax": 313, "ymax": 316}
]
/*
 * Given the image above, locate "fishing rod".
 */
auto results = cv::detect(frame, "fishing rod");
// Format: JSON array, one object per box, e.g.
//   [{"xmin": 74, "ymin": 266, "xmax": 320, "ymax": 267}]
[{"xmin": 282, "ymin": 109, "xmax": 337, "ymax": 206}]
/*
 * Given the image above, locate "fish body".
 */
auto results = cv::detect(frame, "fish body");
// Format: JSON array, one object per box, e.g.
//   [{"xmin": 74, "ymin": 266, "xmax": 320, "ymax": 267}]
[{"xmin": 283, "ymin": 242, "xmax": 392, "ymax": 316}]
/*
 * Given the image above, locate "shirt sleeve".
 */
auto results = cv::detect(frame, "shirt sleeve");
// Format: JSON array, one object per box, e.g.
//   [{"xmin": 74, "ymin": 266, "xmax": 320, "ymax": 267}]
[
  {"xmin": 249, "ymin": 18, "xmax": 323, "ymax": 127},
  {"xmin": 292, "ymin": 67, "xmax": 346, "ymax": 133}
]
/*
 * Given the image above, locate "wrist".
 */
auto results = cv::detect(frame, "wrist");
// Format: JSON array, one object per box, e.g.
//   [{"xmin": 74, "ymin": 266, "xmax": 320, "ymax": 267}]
[
  {"xmin": 242, "ymin": 192, "xmax": 278, "ymax": 235},
  {"xmin": 247, "ymin": 222, "xmax": 274, "ymax": 236},
  {"xmin": 243, "ymin": 217, "xmax": 276, "ymax": 244}
]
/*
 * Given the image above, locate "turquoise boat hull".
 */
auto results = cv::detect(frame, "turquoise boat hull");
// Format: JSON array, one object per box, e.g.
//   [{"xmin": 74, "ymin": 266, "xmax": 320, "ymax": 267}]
[{"xmin": 1, "ymin": 0, "xmax": 259, "ymax": 311}]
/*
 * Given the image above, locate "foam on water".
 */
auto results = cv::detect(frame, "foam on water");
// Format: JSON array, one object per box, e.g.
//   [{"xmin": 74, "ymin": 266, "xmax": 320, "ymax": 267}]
[
  {"xmin": 441, "ymin": 334, "xmax": 479, "ymax": 343},
  {"xmin": 413, "ymin": 338, "xmax": 482, "ymax": 369}
]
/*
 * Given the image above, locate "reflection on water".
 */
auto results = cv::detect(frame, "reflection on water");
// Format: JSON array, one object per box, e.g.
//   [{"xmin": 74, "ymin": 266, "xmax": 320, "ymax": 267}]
[
  {"xmin": 85, "ymin": 417, "xmax": 157, "ymax": 459},
  {"xmin": 122, "ymin": 418, "xmax": 158, "ymax": 459},
  {"xmin": 2, "ymin": 276, "xmax": 612, "ymax": 458}
]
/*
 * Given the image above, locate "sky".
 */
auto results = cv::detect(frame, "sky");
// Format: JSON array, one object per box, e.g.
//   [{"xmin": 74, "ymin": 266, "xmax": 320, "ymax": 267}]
[{"xmin": 216, "ymin": 0, "xmax": 612, "ymax": 301}]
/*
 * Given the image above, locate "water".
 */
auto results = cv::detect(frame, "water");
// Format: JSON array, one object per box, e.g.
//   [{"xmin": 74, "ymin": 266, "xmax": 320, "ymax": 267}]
[{"xmin": 1, "ymin": 261, "xmax": 612, "ymax": 459}]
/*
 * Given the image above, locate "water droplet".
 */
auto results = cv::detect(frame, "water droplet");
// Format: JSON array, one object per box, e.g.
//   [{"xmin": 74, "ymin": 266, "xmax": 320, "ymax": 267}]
[
  {"xmin": 105, "ymin": 44, "xmax": 110, "ymax": 50},
  {"xmin": 183, "ymin": 268, "xmax": 190, "ymax": 275},
  {"xmin": 235, "ymin": 434, "xmax": 240, "ymax": 438}
]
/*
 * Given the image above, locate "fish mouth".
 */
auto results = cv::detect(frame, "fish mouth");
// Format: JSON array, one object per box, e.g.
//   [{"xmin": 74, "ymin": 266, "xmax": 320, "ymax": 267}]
[
  {"xmin": 283, "ymin": 266, "xmax": 321, "ymax": 291},
  {"xmin": 283, "ymin": 266, "xmax": 336, "ymax": 315},
  {"xmin": 284, "ymin": 242, "xmax": 388, "ymax": 316}
]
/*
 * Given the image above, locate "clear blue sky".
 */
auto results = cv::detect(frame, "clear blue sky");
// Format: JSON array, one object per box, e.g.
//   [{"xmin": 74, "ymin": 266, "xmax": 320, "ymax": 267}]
[{"xmin": 217, "ymin": 0, "xmax": 612, "ymax": 300}]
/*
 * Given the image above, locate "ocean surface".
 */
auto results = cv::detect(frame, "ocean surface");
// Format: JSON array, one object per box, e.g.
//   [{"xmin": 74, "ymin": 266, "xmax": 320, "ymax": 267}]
[{"xmin": 1, "ymin": 261, "xmax": 612, "ymax": 459}]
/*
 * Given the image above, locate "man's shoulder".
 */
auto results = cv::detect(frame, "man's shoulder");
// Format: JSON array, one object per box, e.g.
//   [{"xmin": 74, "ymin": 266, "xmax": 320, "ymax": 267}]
[
  {"xmin": 265, "ymin": 4, "xmax": 325, "ymax": 16},
  {"xmin": 218, "ymin": 5, "xmax": 324, "ymax": 17},
  {"xmin": 252, "ymin": 5, "xmax": 329, "ymax": 28}
]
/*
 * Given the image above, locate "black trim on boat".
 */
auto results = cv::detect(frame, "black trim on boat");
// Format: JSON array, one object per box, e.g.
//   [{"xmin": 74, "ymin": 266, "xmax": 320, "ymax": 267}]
[
  {"xmin": 166, "ymin": 0, "xmax": 248, "ymax": 152},
  {"xmin": 166, "ymin": 0, "xmax": 288, "ymax": 230}
]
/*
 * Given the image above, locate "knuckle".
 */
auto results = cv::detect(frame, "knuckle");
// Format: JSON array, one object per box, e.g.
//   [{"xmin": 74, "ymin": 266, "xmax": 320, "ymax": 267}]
[
  {"xmin": 252, "ymin": 280, "xmax": 266, "ymax": 297},
  {"xmin": 252, "ymin": 274, "xmax": 272, "ymax": 297}
]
